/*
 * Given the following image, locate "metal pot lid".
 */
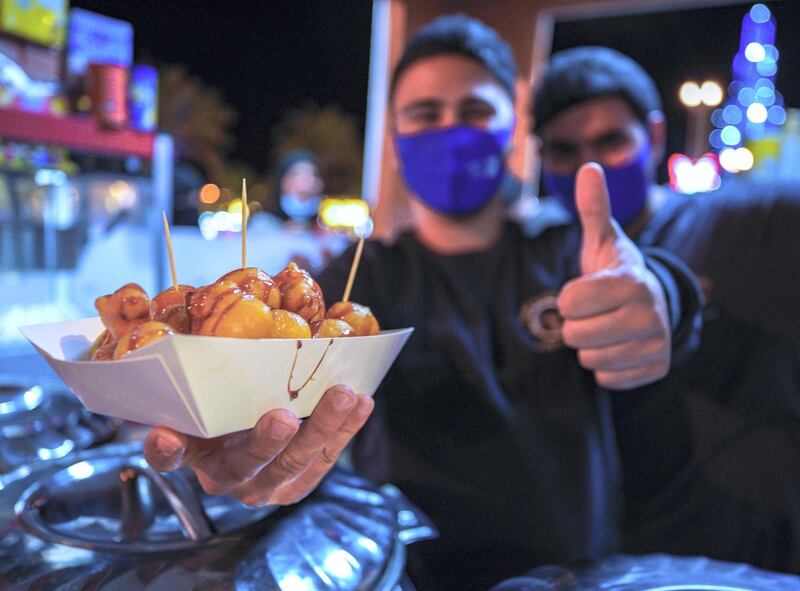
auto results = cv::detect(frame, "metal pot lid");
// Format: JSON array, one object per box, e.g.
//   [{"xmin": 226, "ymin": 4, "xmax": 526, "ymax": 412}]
[
  {"xmin": 0, "ymin": 382, "xmax": 119, "ymax": 473},
  {"xmin": 0, "ymin": 384, "xmax": 44, "ymax": 417},
  {"xmin": 14, "ymin": 447, "xmax": 274, "ymax": 553},
  {"xmin": 490, "ymin": 554, "xmax": 800, "ymax": 591},
  {"xmin": 0, "ymin": 443, "xmax": 437, "ymax": 591},
  {"xmin": 237, "ymin": 472, "xmax": 436, "ymax": 591}
]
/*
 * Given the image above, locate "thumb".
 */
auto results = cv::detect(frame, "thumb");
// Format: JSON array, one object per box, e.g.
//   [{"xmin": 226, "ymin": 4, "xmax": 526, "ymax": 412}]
[{"xmin": 576, "ymin": 162, "xmax": 620, "ymax": 274}]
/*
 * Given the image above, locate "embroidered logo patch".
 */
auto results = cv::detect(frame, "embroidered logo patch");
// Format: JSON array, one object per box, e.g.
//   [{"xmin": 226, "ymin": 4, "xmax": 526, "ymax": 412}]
[{"xmin": 519, "ymin": 293, "xmax": 564, "ymax": 351}]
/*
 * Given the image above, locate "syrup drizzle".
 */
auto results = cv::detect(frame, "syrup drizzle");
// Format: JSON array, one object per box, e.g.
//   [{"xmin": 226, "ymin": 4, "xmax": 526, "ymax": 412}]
[{"xmin": 287, "ymin": 338, "xmax": 335, "ymax": 400}]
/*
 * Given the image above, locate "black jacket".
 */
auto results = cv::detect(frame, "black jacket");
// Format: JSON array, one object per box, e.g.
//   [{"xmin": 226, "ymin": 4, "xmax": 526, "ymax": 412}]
[
  {"xmin": 610, "ymin": 180, "xmax": 800, "ymax": 573},
  {"xmin": 318, "ymin": 220, "xmax": 701, "ymax": 590}
]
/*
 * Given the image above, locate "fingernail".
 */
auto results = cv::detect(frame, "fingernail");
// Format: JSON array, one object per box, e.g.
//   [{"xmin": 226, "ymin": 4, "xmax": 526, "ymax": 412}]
[
  {"xmin": 332, "ymin": 388, "xmax": 355, "ymax": 411},
  {"xmin": 155, "ymin": 433, "xmax": 181, "ymax": 458},
  {"xmin": 267, "ymin": 418, "xmax": 295, "ymax": 440},
  {"xmin": 356, "ymin": 396, "xmax": 373, "ymax": 417}
]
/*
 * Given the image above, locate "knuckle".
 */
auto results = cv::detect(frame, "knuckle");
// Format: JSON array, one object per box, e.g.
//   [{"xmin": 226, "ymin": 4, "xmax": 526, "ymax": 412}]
[
  {"xmin": 200, "ymin": 477, "xmax": 230, "ymax": 496},
  {"xmin": 304, "ymin": 415, "xmax": 340, "ymax": 440},
  {"xmin": 561, "ymin": 323, "xmax": 577, "ymax": 347},
  {"xmin": 243, "ymin": 439, "xmax": 279, "ymax": 465},
  {"xmin": 577, "ymin": 349, "xmax": 595, "ymax": 370},
  {"xmin": 635, "ymin": 310, "xmax": 661, "ymax": 336},
  {"xmin": 319, "ymin": 445, "xmax": 341, "ymax": 467},
  {"xmin": 275, "ymin": 449, "xmax": 308, "ymax": 475}
]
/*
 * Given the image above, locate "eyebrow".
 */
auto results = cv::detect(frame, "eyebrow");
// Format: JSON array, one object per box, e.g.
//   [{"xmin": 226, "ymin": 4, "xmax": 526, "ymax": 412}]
[
  {"xmin": 460, "ymin": 96, "xmax": 494, "ymax": 109},
  {"xmin": 545, "ymin": 127, "xmax": 628, "ymax": 147},
  {"xmin": 400, "ymin": 99, "xmax": 443, "ymax": 116}
]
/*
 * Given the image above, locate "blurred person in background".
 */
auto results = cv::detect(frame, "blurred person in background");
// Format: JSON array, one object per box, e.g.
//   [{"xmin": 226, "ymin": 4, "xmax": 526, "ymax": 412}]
[
  {"xmin": 315, "ymin": 16, "xmax": 703, "ymax": 590},
  {"xmin": 269, "ymin": 149, "xmax": 325, "ymax": 227},
  {"xmin": 533, "ymin": 46, "xmax": 800, "ymax": 573}
]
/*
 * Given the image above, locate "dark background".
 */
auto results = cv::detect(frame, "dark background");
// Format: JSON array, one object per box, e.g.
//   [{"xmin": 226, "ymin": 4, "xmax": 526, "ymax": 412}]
[{"xmin": 70, "ymin": 1, "xmax": 799, "ymax": 176}]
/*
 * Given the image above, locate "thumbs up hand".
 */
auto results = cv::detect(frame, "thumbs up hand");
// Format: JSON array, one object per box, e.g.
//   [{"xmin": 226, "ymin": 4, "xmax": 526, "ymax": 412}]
[{"xmin": 557, "ymin": 163, "xmax": 671, "ymax": 390}]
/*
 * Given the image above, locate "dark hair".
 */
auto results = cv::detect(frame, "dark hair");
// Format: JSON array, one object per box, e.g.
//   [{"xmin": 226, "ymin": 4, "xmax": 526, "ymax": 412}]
[
  {"xmin": 270, "ymin": 150, "xmax": 321, "ymax": 220},
  {"xmin": 390, "ymin": 14, "xmax": 517, "ymax": 100},
  {"xmin": 532, "ymin": 46, "xmax": 662, "ymax": 133},
  {"xmin": 276, "ymin": 149, "xmax": 320, "ymax": 182}
]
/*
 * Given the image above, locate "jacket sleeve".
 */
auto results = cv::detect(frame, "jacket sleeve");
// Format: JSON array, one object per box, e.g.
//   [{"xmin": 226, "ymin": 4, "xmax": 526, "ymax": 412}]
[
  {"xmin": 698, "ymin": 180, "xmax": 800, "ymax": 343},
  {"xmin": 642, "ymin": 246, "xmax": 704, "ymax": 367}
]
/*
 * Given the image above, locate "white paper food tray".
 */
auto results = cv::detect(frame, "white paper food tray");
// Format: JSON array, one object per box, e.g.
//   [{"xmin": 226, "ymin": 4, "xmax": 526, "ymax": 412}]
[{"xmin": 20, "ymin": 317, "xmax": 412, "ymax": 438}]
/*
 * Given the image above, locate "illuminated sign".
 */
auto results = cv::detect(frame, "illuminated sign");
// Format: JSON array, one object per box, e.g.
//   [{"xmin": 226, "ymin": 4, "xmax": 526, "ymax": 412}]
[
  {"xmin": 67, "ymin": 7, "xmax": 133, "ymax": 78},
  {"xmin": 0, "ymin": 0, "xmax": 67, "ymax": 49}
]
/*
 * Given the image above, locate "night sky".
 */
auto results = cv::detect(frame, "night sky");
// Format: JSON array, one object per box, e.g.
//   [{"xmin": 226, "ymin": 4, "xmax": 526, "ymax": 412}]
[
  {"xmin": 69, "ymin": 0, "xmax": 374, "ymax": 173},
  {"xmin": 69, "ymin": 1, "xmax": 800, "ymax": 177}
]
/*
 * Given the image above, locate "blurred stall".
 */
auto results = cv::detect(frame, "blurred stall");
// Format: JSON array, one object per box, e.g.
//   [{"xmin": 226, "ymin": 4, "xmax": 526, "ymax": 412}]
[{"xmin": 0, "ymin": 3, "xmax": 172, "ymax": 375}]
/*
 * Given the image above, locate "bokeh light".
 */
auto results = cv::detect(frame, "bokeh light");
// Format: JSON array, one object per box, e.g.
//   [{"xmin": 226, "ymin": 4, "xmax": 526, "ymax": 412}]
[
  {"xmin": 719, "ymin": 147, "xmax": 754, "ymax": 173},
  {"xmin": 679, "ymin": 82, "xmax": 702, "ymax": 107},
  {"xmin": 744, "ymin": 42, "xmax": 766, "ymax": 63},
  {"xmin": 767, "ymin": 105, "xmax": 786, "ymax": 126},
  {"xmin": 711, "ymin": 108, "xmax": 725, "ymax": 128},
  {"xmin": 756, "ymin": 60, "xmax": 777, "ymax": 77},
  {"xmin": 700, "ymin": 81, "xmax": 723, "ymax": 106},
  {"xmin": 749, "ymin": 3, "xmax": 771, "ymax": 24},
  {"xmin": 722, "ymin": 105, "xmax": 742, "ymax": 125},
  {"xmin": 709, "ymin": 129, "xmax": 724, "ymax": 150},
  {"xmin": 737, "ymin": 87, "xmax": 756, "ymax": 106},
  {"xmin": 720, "ymin": 125, "xmax": 742, "ymax": 146},
  {"xmin": 669, "ymin": 153, "xmax": 721, "ymax": 195},
  {"xmin": 199, "ymin": 183, "xmax": 220, "ymax": 204},
  {"xmin": 746, "ymin": 103, "xmax": 768, "ymax": 124}
]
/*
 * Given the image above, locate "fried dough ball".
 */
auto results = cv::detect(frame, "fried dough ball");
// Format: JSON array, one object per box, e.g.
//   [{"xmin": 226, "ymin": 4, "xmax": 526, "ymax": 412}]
[
  {"xmin": 89, "ymin": 329, "xmax": 117, "ymax": 361},
  {"xmin": 326, "ymin": 301, "xmax": 380, "ymax": 336},
  {"xmin": 187, "ymin": 280, "xmax": 240, "ymax": 331},
  {"xmin": 266, "ymin": 309, "xmax": 312, "ymax": 339},
  {"xmin": 194, "ymin": 293, "xmax": 273, "ymax": 339},
  {"xmin": 113, "ymin": 321, "xmax": 175, "ymax": 359},
  {"xmin": 217, "ymin": 267, "xmax": 281, "ymax": 308},
  {"xmin": 151, "ymin": 284, "xmax": 195, "ymax": 333},
  {"xmin": 311, "ymin": 318, "xmax": 355, "ymax": 338},
  {"xmin": 95, "ymin": 283, "xmax": 150, "ymax": 340},
  {"xmin": 273, "ymin": 262, "xmax": 325, "ymax": 323}
]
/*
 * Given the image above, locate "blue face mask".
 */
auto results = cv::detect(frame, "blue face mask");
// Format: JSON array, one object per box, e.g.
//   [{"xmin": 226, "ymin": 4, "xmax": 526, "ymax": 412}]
[
  {"xmin": 280, "ymin": 193, "xmax": 321, "ymax": 221},
  {"xmin": 542, "ymin": 142, "xmax": 651, "ymax": 226},
  {"xmin": 395, "ymin": 124, "xmax": 513, "ymax": 216}
]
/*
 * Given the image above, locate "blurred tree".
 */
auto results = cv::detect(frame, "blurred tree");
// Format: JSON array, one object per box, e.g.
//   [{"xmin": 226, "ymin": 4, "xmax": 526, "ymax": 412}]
[
  {"xmin": 270, "ymin": 102, "xmax": 363, "ymax": 198},
  {"xmin": 158, "ymin": 64, "xmax": 238, "ymax": 184}
]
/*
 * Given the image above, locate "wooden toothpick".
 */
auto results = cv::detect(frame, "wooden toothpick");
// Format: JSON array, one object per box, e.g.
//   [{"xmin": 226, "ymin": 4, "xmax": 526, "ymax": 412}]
[
  {"xmin": 342, "ymin": 235, "xmax": 365, "ymax": 303},
  {"xmin": 241, "ymin": 178, "xmax": 247, "ymax": 269},
  {"xmin": 162, "ymin": 211, "xmax": 178, "ymax": 289}
]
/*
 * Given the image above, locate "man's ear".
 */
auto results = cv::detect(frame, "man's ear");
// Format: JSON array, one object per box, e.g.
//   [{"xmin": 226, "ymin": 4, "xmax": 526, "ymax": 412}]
[{"xmin": 647, "ymin": 110, "xmax": 667, "ymax": 165}]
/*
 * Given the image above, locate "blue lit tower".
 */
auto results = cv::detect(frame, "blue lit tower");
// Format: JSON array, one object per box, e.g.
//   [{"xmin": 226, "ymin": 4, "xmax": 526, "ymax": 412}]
[{"xmin": 710, "ymin": 3, "xmax": 786, "ymax": 173}]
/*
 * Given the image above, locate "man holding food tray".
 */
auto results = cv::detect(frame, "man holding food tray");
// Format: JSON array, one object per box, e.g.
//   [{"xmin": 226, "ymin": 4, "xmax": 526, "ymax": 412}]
[
  {"xmin": 315, "ymin": 15, "xmax": 700, "ymax": 590},
  {"xmin": 532, "ymin": 46, "xmax": 800, "ymax": 574},
  {"xmin": 141, "ymin": 14, "xmax": 704, "ymax": 589},
  {"xmin": 140, "ymin": 14, "xmax": 705, "ymax": 590}
]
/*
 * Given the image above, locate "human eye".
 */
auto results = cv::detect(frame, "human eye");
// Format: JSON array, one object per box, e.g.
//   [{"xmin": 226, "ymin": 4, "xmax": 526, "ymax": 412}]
[
  {"xmin": 596, "ymin": 131, "xmax": 630, "ymax": 151},
  {"xmin": 459, "ymin": 100, "xmax": 495, "ymax": 125},
  {"xmin": 544, "ymin": 142, "xmax": 575, "ymax": 158}
]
